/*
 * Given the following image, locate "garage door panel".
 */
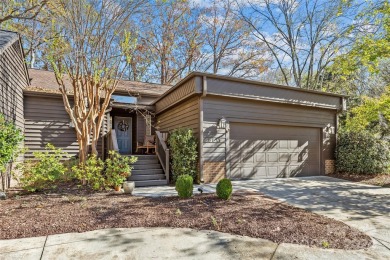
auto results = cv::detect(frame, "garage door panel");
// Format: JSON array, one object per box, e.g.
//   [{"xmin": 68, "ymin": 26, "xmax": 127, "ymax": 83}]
[{"xmin": 229, "ymin": 123, "xmax": 320, "ymax": 179}]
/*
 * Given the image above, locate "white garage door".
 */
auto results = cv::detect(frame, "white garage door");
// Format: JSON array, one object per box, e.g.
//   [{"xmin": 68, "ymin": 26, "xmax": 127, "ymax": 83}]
[{"xmin": 228, "ymin": 123, "xmax": 321, "ymax": 179}]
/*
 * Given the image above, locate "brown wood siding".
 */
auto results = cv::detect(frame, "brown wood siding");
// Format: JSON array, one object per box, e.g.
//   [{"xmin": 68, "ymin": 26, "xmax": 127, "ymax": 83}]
[
  {"xmin": 206, "ymin": 77, "xmax": 342, "ymax": 110},
  {"xmin": 0, "ymin": 41, "xmax": 27, "ymax": 130},
  {"xmin": 155, "ymin": 78, "xmax": 197, "ymax": 113},
  {"xmin": 202, "ymin": 96, "xmax": 337, "ymax": 175},
  {"xmin": 157, "ymin": 96, "xmax": 200, "ymax": 138}
]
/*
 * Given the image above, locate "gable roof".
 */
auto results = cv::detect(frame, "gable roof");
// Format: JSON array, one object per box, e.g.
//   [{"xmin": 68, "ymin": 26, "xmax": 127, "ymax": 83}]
[
  {"xmin": 26, "ymin": 69, "xmax": 172, "ymax": 97},
  {"xmin": 0, "ymin": 29, "xmax": 30, "ymax": 87},
  {"xmin": 0, "ymin": 30, "xmax": 19, "ymax": 55}
]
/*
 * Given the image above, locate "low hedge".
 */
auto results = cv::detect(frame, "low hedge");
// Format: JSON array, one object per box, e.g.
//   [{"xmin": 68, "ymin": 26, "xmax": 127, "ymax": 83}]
[{"xmin": 336, "ymin": 130, "xmax": 390, "ymax": 174}]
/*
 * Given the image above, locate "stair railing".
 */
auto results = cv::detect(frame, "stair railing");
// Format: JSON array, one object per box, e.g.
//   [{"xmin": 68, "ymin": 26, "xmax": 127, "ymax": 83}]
[
  {"xmin": 109, "ymin": 129, "xmax": 119, "ymax": 152},
  {"xmin": 156, "ymin": 131, "xmax": 169, "ymax": 184}
]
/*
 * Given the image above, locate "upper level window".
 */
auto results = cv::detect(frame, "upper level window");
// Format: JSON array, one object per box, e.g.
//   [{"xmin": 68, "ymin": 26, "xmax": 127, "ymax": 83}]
[{"xmin": 112, "ymin": 95, "xmax": 137, "ymax": 104}]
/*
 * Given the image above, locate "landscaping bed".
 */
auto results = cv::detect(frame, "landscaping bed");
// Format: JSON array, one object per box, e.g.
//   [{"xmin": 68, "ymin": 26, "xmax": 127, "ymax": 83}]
[
  {"xmin": 0, "ymin": 189, "xmax": 372, "ymax": 250},
  {"xmin": 328, "ymin": 173, "xmax": 390, "ymax": 187}
]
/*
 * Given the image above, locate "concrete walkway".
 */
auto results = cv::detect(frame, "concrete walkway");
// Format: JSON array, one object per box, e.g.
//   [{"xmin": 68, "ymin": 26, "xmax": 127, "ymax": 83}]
[
  {"xmin": 1, "ymin": 176, "xmax": 389, "ymax": 259},
  {"xmin": 0, "ymin": 227, "xmax": 387, "ymax": 260}
]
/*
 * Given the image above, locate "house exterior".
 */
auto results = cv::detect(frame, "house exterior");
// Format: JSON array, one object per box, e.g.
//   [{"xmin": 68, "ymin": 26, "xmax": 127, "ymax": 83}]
[
  {"xmin": 1, "ymin": 30, "xmax": 345, "ymax": 187},
  {"xmin": 154, "ymin": 74, "xmax": 345, "ymax": 183},
  {"xmin": 0, "ymin": 30, "xmax": 28, "ymax": 130}
]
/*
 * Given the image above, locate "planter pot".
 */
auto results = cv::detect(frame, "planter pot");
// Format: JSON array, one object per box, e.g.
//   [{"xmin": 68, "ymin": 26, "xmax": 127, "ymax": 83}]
[
  {"xmin": 114, "ymin": 186, "xmax": 121, "ymax": 192},
  {"xmin": 123, "ymin": 181, "xmax": 135, "ymax": 194}
]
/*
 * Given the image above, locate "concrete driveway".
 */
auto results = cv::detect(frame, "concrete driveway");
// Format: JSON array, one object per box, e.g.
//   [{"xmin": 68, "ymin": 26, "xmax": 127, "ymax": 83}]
[{"xmin": 224, "ymin": 176, "xmax": 390, "ymax": 259}]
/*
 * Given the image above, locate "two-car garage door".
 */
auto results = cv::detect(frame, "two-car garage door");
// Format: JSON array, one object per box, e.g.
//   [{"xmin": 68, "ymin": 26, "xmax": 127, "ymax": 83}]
[{"xmin": 228, "ymin": 123, "xmax": 321, "ymax": 179}]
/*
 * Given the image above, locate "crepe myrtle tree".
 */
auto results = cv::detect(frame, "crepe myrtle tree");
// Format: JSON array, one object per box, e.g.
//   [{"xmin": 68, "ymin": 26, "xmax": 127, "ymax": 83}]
[{"xmin": 47, "ymin": 0, "xmax": 141, "ymax": 164}]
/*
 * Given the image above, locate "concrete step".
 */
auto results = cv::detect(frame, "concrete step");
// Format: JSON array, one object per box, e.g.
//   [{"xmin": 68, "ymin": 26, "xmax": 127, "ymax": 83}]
[
  {"xmin": 132, "ymin": 169, "xmax": 164, "ymax": 175},
  {"xmin": 132, "ymin": 164, "xmax": 162, "ymax": 170},
  {"xmin": 134, "ymin": 179, "xmax": 168, "ymax": 187},
  {"xmin": 129, "ymin": 174, "xmax": 166, "ymax": 181}
]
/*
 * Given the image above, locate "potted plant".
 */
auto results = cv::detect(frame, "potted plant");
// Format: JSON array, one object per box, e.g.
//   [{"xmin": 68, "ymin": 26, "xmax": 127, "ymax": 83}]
[{"xmin": 105, "ymin": 151, "xmax": 137, "ymax": 193}]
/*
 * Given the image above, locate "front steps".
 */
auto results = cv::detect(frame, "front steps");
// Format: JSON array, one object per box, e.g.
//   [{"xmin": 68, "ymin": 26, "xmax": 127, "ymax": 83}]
[{"xmin": 127, "ymin": 155, "xmax": 167, "ymax": 187}]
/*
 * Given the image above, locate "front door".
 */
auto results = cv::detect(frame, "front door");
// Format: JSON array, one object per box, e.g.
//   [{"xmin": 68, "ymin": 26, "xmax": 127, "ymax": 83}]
[{"xmin": 114, "ymin": 116, "xmax": 132, "ymax": 154}]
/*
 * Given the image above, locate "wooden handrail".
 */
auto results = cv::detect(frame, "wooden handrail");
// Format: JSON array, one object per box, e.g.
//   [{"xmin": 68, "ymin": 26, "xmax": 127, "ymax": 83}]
[
  {"xmin": 156, "ymin": 131, "xmax": 169, "ymax": 184},
  {"xmin": 110, "ymin": 129, "xmax": 119, "ymax": 152}
]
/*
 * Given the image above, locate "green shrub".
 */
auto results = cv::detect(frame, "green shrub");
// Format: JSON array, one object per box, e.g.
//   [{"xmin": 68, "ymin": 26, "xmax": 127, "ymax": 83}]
[
  {"xmin": 168, "ymin": 128, "xmax": 198, "ymax": 182},
  {"xmin": 105, "ymin": 151, "xmax": 137, "ymax": 188},
  {"xmin": 18, "ymin": 144, "xmax": 66, "ymax": 192},
  {"xmin": 0, "ymin": 114, "xmax": 23, "ymax": 190},
  {"xmin": 175, "ymin": 174, "xmax": 193, "ymax": 198},
  {"xmin": 216, "ymin": 178, "xmax": 233, "ymax": 200},
  {"xmin": 72, "ymin": 154, "xmax": 105, "ymax": 190},
  {"xmin": 336, "ymin": 130, "xmax": 390, "ymax": 174}
]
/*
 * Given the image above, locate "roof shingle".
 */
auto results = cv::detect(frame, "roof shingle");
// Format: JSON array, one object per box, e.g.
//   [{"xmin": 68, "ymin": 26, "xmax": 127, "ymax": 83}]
[
  {"xmin": 26, "ymin": 69, "xmax": 172, "ymax": 97},
  {"xmin": 0, "ymin": 30, "xmax": 19, "ymax": 55}
]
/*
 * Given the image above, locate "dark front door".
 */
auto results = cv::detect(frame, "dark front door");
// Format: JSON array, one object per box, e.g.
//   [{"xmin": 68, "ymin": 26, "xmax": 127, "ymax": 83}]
[{"xmin": 115, "ymin": 116, "xmax": 132, "ymax": 154}]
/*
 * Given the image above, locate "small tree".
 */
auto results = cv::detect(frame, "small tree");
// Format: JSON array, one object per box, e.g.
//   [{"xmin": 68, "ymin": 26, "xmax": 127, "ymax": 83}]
[
  {"xmin": 168, "ymin": 128, "xmax": 198, "ymax": 182},
  {"xmin": 0, "ymin": 114, "xmax": 23, "ymax": 190},
  {"xmin": 47, "ymin": 0, "xmax": 142, "ymax": 164}
]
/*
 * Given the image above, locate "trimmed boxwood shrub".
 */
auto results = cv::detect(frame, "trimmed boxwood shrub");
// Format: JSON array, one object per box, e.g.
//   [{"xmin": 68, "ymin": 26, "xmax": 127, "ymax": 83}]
[
  {"xmin": 168, "ymin": 128, "xmax": 198, "ymax": 182},
  {"xmin": 216, "ymin": 178, "xmax": 233, "ymax": 200},
  {"xmin": 336, "ymin": 130, "xmax": 390, "ymax": 174},
  {"xmin": 175, "ymin": 174, "xmax": 193, "ymax": 198}
]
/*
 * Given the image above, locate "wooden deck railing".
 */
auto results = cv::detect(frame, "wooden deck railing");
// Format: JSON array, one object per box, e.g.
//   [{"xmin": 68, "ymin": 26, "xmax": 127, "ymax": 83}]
[{"xmin": 156, "ymin": 131, "xmax": 169, "ymax": 184}]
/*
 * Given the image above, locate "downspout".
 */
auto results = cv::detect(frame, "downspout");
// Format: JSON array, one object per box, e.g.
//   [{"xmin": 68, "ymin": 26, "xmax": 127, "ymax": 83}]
[{"xmin": 199, "ymin": 76, "xmax": 207, "ymax": 182}]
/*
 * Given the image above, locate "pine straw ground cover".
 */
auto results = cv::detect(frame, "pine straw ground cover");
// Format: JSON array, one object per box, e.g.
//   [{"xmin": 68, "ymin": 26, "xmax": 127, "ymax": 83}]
[{"xmin": 0, "ymin": 190, "xmax": 372, "ymax": 250}]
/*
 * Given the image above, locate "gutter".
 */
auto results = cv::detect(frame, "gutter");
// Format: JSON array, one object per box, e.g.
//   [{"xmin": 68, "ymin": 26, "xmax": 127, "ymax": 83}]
[{"xmin": 199, "ymin": 76, "xmax": 207, "ymax": 182}]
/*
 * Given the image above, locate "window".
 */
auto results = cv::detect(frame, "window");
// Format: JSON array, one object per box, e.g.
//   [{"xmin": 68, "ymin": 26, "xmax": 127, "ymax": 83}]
[
  {"xmin": 146, "ymin": 114, "xmax": 152, "ymax": 135},
  {"xmin": 112, "ymin": 95, "xmax": 137, "ymax": 104}
]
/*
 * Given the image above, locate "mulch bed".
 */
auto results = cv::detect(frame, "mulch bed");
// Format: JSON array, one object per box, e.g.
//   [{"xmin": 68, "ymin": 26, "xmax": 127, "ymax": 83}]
[
  {"xmin": 0, "ymin": 188, "xmax": 372, "ymax": 250},
  {"xmin": 328, "ymin": 173, "xmax": 390, "ymax": 187}
]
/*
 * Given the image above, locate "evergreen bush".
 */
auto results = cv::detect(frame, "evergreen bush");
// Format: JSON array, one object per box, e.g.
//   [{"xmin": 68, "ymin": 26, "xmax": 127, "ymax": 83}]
[
  {"xmin": 336, "ymin": 130, "xmax": 390, "ymax": 174},
  {"xmin": 168, "ymin": 128, "xmax": 198, "ymax": 182},
  {"xmin": 216, "ymin": 178, "xmax": 233, "ymax": 200},
  {"xmin": 175, "ymin": 174, "xmax": 193, "ymax": 198}
]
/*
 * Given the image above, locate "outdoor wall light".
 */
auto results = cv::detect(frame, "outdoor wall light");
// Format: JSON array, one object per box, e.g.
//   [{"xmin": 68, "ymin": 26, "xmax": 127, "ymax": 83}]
[
  {"xmin": 218, "ymin": 117, "xmax": 227, "ymax": 129},
  {"xmin": 324, "ymin": 124, "xmax": 335, "ymax": 135}
]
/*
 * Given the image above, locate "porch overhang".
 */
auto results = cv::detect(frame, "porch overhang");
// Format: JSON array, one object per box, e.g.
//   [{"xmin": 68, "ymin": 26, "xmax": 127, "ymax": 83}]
[{"xmin": 110, "ymin": 102, "xmax": 155, "ymax": 112}]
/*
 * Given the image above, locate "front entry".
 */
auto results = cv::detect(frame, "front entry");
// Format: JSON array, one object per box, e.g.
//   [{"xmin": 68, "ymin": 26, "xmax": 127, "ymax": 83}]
[{"xmin": 114, "ymin": 116, "xmax": 132, "ymax": 154}]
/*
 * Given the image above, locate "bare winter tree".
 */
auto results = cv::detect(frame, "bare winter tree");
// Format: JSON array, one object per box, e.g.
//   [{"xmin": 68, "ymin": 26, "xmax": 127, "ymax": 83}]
[
  {"xmin": 239, "ymin": 0, "xmax": 359, "ymax": 88},
  {"xmin": 200, "ymin": 0, "xmax": 269, "ymax": 77},
  {"xmin": 140, "ymin": 0, "xmax": 203, "ymax": 84},
  {"xmin": 47, "ymin": 0, "xmax": 142, "ymax": 163},
  {"xmin": 0, "ymin": 0, "xmax": 47, "ymax": 25}
]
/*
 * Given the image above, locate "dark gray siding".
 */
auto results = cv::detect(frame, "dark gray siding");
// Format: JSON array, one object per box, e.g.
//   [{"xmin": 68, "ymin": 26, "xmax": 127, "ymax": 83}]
[
  {"xmin": 0, "ymin": 41, "xmax": 28, "ymax": 129},
  {"xmin": 136, "ymin": 112, "xmax": 146, "ymax": 144},
  {"xmin": 206, "ymin": 77, "xmax": 343, "ymax": 110},
  {"xmin": 157, "ymin": 96, "xmax": 200, "ymax": 138},
  {"xmin": 24, "ymin": 95, "xmax": 78, "ymax": 158},
  {"xmin": 202, "ymin": 96, "xmax": 337, "ymax": 175},
  {"xmin": 24, "ymin": 95, "xmax": 108, "ymax": 159}
]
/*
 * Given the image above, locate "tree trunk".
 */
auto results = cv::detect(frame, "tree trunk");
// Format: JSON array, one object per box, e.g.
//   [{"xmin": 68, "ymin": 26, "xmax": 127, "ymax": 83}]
[{"xmin": 91, "ymin": 140, "xmax": 98, "ymax": 156}]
